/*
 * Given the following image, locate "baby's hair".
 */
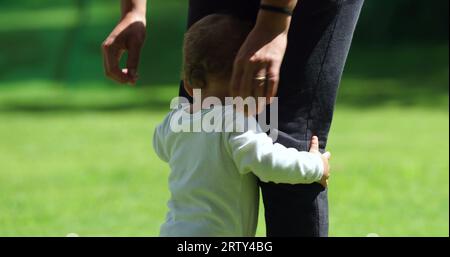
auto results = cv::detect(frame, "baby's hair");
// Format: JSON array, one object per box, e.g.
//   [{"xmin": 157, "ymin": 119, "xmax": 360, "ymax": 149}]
[{"xmin": 183, "ymin": 14, "xmax": 253, "ymax": 88}]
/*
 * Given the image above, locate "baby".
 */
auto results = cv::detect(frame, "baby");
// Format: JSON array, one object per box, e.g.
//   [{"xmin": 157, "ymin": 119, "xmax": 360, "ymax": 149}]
[{"xmin": 153, "ymin": 14, "xmax": 330, "ymax": 237}]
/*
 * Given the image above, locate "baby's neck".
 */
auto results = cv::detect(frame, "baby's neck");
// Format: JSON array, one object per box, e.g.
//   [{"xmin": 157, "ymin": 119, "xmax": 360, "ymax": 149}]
[
  {"xmin": 187, "ymin": 87, "xmax": 230, "ymax": 113},
  {"xmin": 197, "ymin": 83, "xmax": 229, "ymax": 101}
]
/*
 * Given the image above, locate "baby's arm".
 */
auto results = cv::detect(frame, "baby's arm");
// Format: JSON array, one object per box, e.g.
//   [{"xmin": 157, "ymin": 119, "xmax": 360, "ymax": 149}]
[
  {"xmin": 227, "ymin": 130, "xmax": 328, "ymax": 185},
  {"xmin": 152, "ymin": 124, "xmax": 169, "ymax": 163}
]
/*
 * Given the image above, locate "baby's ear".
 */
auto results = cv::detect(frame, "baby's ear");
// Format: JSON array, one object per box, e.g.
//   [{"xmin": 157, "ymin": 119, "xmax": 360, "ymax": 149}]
[{"xmin": 183, "ymin": 79, "xmax": 194, "ymax": 97}]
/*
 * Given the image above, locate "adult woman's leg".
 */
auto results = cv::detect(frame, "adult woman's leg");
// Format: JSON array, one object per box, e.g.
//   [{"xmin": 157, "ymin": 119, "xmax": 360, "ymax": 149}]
[{"xmin": 260, "ymin": 0, "xmax": 364, "ymax": 236}]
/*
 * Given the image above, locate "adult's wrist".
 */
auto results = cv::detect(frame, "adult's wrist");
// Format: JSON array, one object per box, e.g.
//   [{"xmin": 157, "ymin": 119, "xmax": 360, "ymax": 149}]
[
  {"xmin": 121, "ymin": 0, "xmax": 147, "ymax": 20},
  {"xmin": 257, "ymin": 0, "xmax": 297, "ymax": 33},
  {"xmin": 261, "ymin": 0, "xmax": 297, "ymax": 11},
  {"xmin": 130, "ymin": 5, "xmax": 146, "ymax": 19},
  {"xmin": 254, "ymin": 10, "xmax": 292, "ymax": 34},
  {"xmin": 121, "ymin": 9, "xmax": 147, "ymax": 26}
]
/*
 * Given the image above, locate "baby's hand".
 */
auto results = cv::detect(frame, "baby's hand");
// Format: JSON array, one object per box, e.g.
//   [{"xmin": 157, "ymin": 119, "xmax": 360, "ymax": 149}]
[{"xmin": 309, "ymin": 136, "xmax": 331, "ymax": 188}]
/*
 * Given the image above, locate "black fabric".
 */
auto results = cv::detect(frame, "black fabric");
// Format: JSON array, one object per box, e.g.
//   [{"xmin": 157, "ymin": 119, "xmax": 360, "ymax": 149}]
[
  {"xmin": 181, "ymin": 0, "xmax": 364, "ymax": 237},
  {"xmin": 259, "ymin": 4, "xmax": 294, "ymax": 16}
]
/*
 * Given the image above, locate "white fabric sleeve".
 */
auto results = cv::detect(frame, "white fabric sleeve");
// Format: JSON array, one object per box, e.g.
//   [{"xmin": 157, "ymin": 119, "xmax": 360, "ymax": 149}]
[
  {"xmin": 227, "ymin": 130, "xmax": 324, "ymax": 184},
  {"xmin": 152, "ymin": 124, "xmax": 169, "ymax": 163}
]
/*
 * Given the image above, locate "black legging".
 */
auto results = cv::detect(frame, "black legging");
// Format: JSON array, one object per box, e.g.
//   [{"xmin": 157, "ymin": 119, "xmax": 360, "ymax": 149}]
[{"xmin": 180, "ymin": 0, "xmax": 364, "ymax": 236}]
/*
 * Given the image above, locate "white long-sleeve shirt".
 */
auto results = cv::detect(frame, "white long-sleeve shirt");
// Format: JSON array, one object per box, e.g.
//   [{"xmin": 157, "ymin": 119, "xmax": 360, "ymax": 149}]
[{"xmin": 153, "ymin": 105, "xmax": 324, "ymax": 237}]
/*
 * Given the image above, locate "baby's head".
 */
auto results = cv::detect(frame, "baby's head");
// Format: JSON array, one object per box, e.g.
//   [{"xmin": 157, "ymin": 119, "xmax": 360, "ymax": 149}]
[{"xmin": 183, "ymin": 14, "xmax": 252, "ymax": 99}]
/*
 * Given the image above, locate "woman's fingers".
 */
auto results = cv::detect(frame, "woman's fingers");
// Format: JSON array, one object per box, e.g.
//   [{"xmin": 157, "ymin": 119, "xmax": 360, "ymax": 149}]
[
  {"xmin": 240, "ymin": 62, "xmax": 256, "ymax": 100},
  {"xmin": 125, "ymin": 22, "xmax": 146, "ymax": 84},
  {"xmin": 250, "ymin": 62, "xmax": 270, "ymax": 113},
  {"xmin": 102, "ymin": 18, "xmax": 146, "ymax": 85},
  {"xmin": 236, "ymin": 59, "xmax": 280, "ymax": 107},
  {"xmin": 265, "ymin": 62, "xmax": 280, "ymax": 103},
  {"xmin": 102, "ymin": 42, "xmax": 128, "ymax": 83},
  {"xmin": 126, "ymin": 41, "xmax": 143, "ymax": 84},
  {"xmin": 230, "ymin": 60, "xmax": 244, "ymax": 97}
]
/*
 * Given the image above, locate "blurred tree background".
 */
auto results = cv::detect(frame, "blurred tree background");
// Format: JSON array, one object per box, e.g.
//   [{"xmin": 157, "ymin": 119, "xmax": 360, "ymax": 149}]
[{"xmin": 0, "ymin": 0, "xmax": 448, "ymax": 236}]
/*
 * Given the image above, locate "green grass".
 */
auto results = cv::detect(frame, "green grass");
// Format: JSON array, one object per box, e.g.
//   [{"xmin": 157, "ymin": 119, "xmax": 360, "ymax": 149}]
[
  {"xmin": 329, "ymin": 106, "xmax": 448, "ymax": 236},
  {"xmin": 0, "ymin": 80, "xmax": 448, "ymax": 236},
  {"xmin": 0, "ymin": 0, "xmax": 448, "ymax": 237}
]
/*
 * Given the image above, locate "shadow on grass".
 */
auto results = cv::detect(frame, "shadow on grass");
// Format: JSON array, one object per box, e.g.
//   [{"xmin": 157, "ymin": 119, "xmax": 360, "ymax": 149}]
[
  {"xmin": 0, "ymin": 100, "xmax": 171, "ymax": 113},
  {"xmin": 0, "ymin": 84, "xmax": 179, "ymax": 113}
]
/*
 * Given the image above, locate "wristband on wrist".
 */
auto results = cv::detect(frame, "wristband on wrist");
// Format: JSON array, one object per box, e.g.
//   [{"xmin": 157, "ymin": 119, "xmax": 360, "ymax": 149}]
[{"xmin": 260, "ymin": 4, "xmax": 293, "ymax": 16}]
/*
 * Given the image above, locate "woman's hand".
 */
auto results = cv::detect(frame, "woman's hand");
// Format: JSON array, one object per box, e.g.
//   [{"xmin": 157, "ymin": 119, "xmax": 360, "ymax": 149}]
[
  {"xmin": 230, "ymin": 1, "xmax": 296, "ymax": 112},
  {"xmin": 102, "ymin": 6, "xmax": 146, "ymax": 84}
]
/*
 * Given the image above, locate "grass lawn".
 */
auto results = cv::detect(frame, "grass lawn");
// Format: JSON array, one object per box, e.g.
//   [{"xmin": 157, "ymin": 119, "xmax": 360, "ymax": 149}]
[
  {"xmin": 0, "ymin": 0, "xmax": 448, "ymax": 236},
  {"xmin": 0, "ymin": 79, "xmax": 448, "ymax": 236}
]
